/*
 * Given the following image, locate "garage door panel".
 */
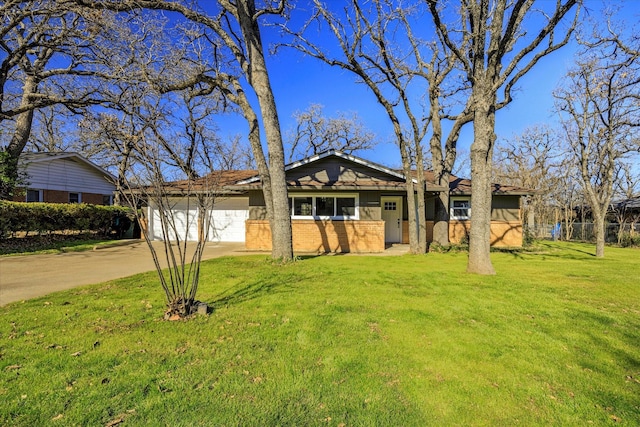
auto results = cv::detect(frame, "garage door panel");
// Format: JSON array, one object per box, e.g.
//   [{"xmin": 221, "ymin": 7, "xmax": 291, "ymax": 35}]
[
  {"xmin": 150, "ymin": 199, "xmax": 198, "ymax": 241},
  {"xmin": 208, "ymin": 197, "xmax": 249, "ymax": 242}
]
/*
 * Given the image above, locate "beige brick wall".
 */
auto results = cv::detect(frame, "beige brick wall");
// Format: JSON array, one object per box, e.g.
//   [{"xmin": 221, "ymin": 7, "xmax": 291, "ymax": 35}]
[
  {"xmin": 449, "ymin": 220, "xmax": 523, "ymax": 247},
  {"xmin": 246, "ymin": 219, "xmax": 386, "ymax": 253},
  {"xmin": 247, "ymin": 218, "xmax": 523, "ymax": 252},
  {"xmin": 402, "ymin": 220, "xmax": 435, "ymax": 245}
]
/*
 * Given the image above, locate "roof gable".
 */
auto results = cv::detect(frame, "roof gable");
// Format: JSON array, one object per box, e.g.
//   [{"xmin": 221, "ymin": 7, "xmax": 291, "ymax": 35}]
[
  {"xmin": 19, "ymin": 152, "xmax": 116, "ymax": 181},
  {"xmin": 156, "ymin": 150, "xmax": 535, "ymax": 195},
  {"xmin": 237, "ymin": 150, "xmax": 410, "ymax": 189}
]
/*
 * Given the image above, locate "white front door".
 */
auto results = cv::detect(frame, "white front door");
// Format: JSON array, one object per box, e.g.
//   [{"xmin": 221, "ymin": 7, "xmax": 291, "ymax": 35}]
[{"xmin": 381, "ymin": 196, "xmax": 402, "ymax": 243}]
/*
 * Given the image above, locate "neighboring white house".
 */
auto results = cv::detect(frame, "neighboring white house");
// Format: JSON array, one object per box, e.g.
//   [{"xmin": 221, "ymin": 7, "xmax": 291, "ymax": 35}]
[{"xmin": 16, "ymin": 152, "xmax": 116, "ymax": 205}]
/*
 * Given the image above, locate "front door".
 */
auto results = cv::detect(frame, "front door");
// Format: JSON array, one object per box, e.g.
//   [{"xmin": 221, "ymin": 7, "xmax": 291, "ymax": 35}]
[{"xmin": 381, "ymin": 196, "xmax": 402, "ymax": 243}]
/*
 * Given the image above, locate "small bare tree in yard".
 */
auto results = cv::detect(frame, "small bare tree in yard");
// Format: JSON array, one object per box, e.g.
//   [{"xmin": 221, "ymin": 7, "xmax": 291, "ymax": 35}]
[
  {"xmin": 70, "ymin": 13, "xmax": 236, "ymax": 317},
  {"xmin": 118, "ymin": 148, "xmax": 220, "ymax": 319},
  {"xmin": 554, "ymin": 27, "xmax": 640, "ymax": 257},
  {"xmin": 110, "ymin": 85, "xmax": 228, "ymax": 318}
]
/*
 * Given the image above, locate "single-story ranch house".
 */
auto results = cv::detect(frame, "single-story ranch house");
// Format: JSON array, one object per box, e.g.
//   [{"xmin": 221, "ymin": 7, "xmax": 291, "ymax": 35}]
[{"xmin": 147, "ymin": 150, "xmax": 532, "ymax": 252}]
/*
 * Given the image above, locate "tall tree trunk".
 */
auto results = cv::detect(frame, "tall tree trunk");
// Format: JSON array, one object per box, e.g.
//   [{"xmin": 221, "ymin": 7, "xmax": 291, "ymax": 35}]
[
  {"xmin": 415, "ymin": 149, "xmax": 427, "ymax": 253},
  {"xmin": 467, "ymin": 86, "xmax": 496, "ymax": 275},
  {"xmin": 0, "ymin": 75, "xmax": 38, "ymax": 200},
  {"xmin": 432, "ymin": 174, "xmax": 451, "ymax": 246},
  {"xmin": 400, "ymin": 139, "xmax": 419, "ymax": 253},
  {"xmin": 593, "ymin": 212, "xmax": 606, "ymax": 258},
  {"xmin": 236, "ymin": 0, "xmax": 292, "ymax": 261},
  {"xmin": 430, "ymin": 107, "xmax": 450, "ymax": 247}
]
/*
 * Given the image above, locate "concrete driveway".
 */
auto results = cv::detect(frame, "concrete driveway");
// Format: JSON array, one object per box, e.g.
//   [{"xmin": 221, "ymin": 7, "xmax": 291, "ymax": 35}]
[{"xmin": 0, "ymin": 240, "xmax": 254, "ymax": 306}]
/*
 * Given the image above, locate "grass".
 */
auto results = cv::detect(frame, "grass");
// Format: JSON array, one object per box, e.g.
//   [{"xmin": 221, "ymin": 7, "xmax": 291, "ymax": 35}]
[
  {"xmin": 0, "ymin": 241, "xmax": 639, "ymax": 426},
  {"xmin": 0, "ymin": 233, "xmax": 118, "ymax": 256}
]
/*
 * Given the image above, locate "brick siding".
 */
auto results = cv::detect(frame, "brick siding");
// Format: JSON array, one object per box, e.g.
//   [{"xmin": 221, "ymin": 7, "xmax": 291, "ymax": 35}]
[
  {"xmin": 449, "ymin": 220, "xmax": 523, "ymax": 247},
  {"xmin": 13, "ymin": 188, "xmax": 111, "ymax": 205},
  {"xmin": 246, "ymin": 219, "xmax": 385, "ymax": 253},
  {"xmin": 403, "ymin": 220, "xmax": 522, "ymax": 247}
]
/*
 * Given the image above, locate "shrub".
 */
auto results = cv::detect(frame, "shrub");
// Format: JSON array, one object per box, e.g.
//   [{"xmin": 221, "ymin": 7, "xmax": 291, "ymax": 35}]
[
  {"xmin": 0, "ymin": 201, "xmax": 130, "ymax": 238},
  {"xmin": 523, "ymin": 227, "xmax": 535, "ymax": 247},
  {"xmin": 619, "ymin": 233, "xmax": 640, "ymax": 248}
]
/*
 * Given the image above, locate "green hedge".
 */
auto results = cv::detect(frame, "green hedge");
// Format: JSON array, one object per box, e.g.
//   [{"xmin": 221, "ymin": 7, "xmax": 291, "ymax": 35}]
[
  {"xmin": 619, "ymin": 232, "xmax": 640, "ymax": 248},
  {"xmin": 0, "ymin": 201, "xmax": 130, "ymax": 237}
]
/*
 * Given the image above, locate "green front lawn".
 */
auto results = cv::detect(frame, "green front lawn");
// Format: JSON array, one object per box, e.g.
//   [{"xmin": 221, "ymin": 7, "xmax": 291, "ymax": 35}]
[
  {"xmin": 1, "ymin": 242, "xmax": 638, "ymax": 426},
  {"xmin": 0, "ymin": 233, "xmax": 116, "ymax": 256}
]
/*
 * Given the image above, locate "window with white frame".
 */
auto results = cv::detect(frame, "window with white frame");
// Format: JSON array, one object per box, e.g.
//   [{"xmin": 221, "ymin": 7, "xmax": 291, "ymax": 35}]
[
  {"xmin": 26, "ymin": 189, "xmax": 42, "ymax": 202},
  {"xmin": 289, "ymin": 194, "xmax": 358, "ymax": 219},
  {"xmin": 450, "ymin": 198, "xmax": 470, "ymax": 220},
  {"xmin": 69, "ymin": 192, "xmax": 81, "ymax": 203}
]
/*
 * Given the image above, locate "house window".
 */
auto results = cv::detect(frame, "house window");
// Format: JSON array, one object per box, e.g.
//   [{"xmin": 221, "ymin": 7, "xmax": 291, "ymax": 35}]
[
  {"xmin": 336, "ymin": 197, "xmax": 356, "ymax": 217},
  {"xmin": 26, "ymin": 189, "xmax": 42, "ymax": 202},
  {"xmin": 289, "ymin": 194, "xmax": 359, "ymax": 219},
  {"xmin": 316, "ymin": 197, "xmax": 335, "ymax": 216},
  {"xmin": 69, "ymin": 192, "xmax": 81, "ymax": 203},
  {"xmin": 293, "ymin": 196, "xmax": 313, "ymax": 216},
  {"xmin": 102, "ymin": 195, "xmax": 113, "ymax": 205},
  {"xmin": 451, "ymin": 199, "xmax": 470, "ymax": 220},
  {"xmin": 384, "ymin": 201, "xmax": 397, "ymax": 211}
]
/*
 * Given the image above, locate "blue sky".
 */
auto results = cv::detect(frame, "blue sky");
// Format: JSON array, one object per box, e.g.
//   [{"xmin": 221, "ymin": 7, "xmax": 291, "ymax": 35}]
[{"xmin": 214, "ymin": 1, "xmax": 639, "ymax": 172}]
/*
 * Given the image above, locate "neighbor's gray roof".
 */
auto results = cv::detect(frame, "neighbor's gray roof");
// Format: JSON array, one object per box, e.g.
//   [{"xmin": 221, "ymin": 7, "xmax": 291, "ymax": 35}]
[{"xmin": 613, "ymin": 196, "xmax": 640, "ymax": 209}]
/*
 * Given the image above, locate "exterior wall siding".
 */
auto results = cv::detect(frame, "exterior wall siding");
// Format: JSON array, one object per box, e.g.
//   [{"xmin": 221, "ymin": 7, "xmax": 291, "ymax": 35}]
[
  {"xmin": 25, "ymin": 158, "xmax": 115, "ymax": 194},
  {"xmin": 286, "ymin": 158, "xmax": 404, "ymax": 184},
  {"xmin": 491, "ymin": 195, "xmax": 521, "ymax": 221},
  {"xmin": 246, "ymin": 219, "xmax": 385, "ymax": 253}
]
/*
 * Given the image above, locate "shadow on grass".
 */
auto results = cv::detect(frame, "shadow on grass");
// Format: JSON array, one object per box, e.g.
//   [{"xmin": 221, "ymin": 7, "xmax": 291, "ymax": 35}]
[
  {"xmin": 295, "ymin": 252, "xmax": 349, "ymax": 261},
  {"xmin": 209, "ymin": 273, "xmax": 310, "ymax": 309},
  {"xmin": 535, "ymin": 241, "xmax": 596, "ymax": 259}
]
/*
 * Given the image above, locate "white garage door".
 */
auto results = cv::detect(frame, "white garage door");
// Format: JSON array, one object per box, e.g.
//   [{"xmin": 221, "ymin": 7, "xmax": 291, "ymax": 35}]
[
  {"xmin": 207, "ymin": 197, "xmax": 249, "ymax": 242},
  {"xmin": 149, "ymin": 198, "xmax": 199, "ymax": 241}
]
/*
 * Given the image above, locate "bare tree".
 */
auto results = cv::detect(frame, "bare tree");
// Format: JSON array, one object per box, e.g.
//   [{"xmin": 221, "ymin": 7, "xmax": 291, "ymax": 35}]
[
  {"xmin": 116, "ymin": 130, "xmax": 222, "ymax": 319},
  {"xmin": 287, "ymin": 103, "xmax": 377, "ymax": 161},
  {"xmin": 494, "ymin": 125, "xmax": 570, "ymax": 237},
  {"xmin": 614, "ymin": 162, "xmax": 639, "ymax": 201},
  {"xmin": 0, "ymin": 1, "xmax": 133, "ymax": 199},
  {"xmin": 73, "ymin": 0, "xmax": 294, "ymax": 261},
  {"xmin": 286, "ymin": 0, "xmax": 460, "ymax": 253},
  {"xmin": 428, "ymin": 0, "xmax": 580, "ymax": 274},
  {"xmin": 86, "ymin": 67, "xmax": 230, "ymax": 317},
  {"xmin": 25, "ymin": 105, "xmax": 78, "ymax": 152},
  {"xmin": 554, "ymin": 31, "xmax": 640, "ymax": 257}
]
